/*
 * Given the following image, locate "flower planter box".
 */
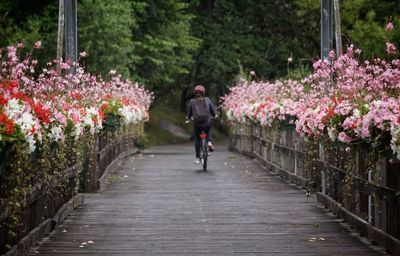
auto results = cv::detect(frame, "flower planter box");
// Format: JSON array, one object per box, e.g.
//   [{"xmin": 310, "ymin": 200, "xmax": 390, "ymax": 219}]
[{"xmin": 230, "ymin": 123, "xmax": 400, "ymax": 254}]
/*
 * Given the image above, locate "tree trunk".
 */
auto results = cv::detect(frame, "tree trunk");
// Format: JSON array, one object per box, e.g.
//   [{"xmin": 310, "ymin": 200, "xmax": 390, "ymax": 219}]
[
  {"xmin": 200, "ymin": 0, "xmax": 214, "ymax": 11},
  {"xmin": 180, "ymin": 87, "xmax": 189, "ymax": 113}
]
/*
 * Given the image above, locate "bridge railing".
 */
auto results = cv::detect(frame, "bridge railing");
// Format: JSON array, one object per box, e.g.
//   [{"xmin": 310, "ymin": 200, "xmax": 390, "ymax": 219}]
[
  {"xmin": 230, "ymin": 123, "xmax": 400, "ymax": 254},
  {"xmin": 0, "ymin": 123, "xmax": 142, "ymax": 254}
]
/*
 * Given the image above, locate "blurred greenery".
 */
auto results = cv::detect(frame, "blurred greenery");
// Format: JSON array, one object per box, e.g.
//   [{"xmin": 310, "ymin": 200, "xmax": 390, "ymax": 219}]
[
  {"xmin": 0, "ymin": 0, "xmax": 399, "ymax": 143},
  {"xmin": 145, "ymin": 100, "xmax": 226, "ymax": 146}
]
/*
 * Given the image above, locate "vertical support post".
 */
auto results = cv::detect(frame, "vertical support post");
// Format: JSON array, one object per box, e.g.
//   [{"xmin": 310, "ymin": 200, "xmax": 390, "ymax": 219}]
[
  {"xmin": 321, "ymin": 0, "xmax": 333, "ymax": 59},
  {"xmin": 65, "ymin": 0, "xmax": 78, "ymax": 74},
  {"xmin": 319, "ymin": 142, "xmax": 326, "ymax": 194},
  {"xmin": 368, "ymin": 168, "xmax": 373, "ymax": 224},
  {"xmin": 294, "ymin": 136, "xmax": 299, "ymax": 176},
  {"xmin": 321, "ymin": 170, "xmax": 326, "ymax": 194},
  {"xmin": 318, "ymin": 142, "xmax": 325, "ymax": 162},
  {"xmin": 375, "ymin": 158, "xmax": 387, "ymax": 232},
  {"xmin": 56, "ymin": 0, "xmax": 65, "ymax": 73},
  {"xmin": 333, "ymin": 0, "xmax": 342, "ymax": 56},
  {"xmin": 321, "ymin": 0, "xmax": 333, "ymax": 94}
]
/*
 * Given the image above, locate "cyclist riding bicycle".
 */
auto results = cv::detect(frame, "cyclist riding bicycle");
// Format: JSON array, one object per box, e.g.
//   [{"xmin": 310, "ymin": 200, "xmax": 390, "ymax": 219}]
[{"xmin": 187, "ymin": 85, "xmax": 216, "ymax": 164}]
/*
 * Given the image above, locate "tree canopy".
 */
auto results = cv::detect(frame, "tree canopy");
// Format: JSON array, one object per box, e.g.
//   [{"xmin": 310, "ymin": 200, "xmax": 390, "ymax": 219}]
[{"xmin": 0, "ymin": 0, "xmax": 399, "ymax": 102}]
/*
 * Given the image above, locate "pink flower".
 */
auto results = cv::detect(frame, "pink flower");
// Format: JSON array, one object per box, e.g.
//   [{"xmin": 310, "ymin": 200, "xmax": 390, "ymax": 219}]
[
  {"xmin": 60, "ymin": 62, "xmax": 70, "ymax": 70},
  {"xmin": 360, "ymin": 126, "xmax": 370, "ymax": 138},
  {"xmin": 329, "ymin": 50, "xmax": 336, "ymax": 60},
  {"xmin": 54, "ymin": 109, "xmax": 67, "ymax": 126},
  {"xmin": 386, "ymin": 22, "xmax": 394, "ymax": 32},
  {"xmin": 386, "ymin": 42, "xmax": 397, "ymax": 55},
  {"xmin": 249, "ymin": 70, "xmax": 256, "ymax": 76},
  {"xmin": 79, "ymin": 51, "xmax": 87, "ymax": 57},
  {"xmin": 34, "ymin": 41, "xmax": 42, "ymax": 49},
  {"xmin": 338, "ymin": 132, "xmax": 353, "ymax": 143}
]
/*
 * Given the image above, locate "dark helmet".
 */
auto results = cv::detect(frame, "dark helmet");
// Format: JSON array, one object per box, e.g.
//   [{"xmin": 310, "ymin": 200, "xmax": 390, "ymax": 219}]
[{"xmin": 194, "ymin": 85, "xmax": 205, "ymax": 95}]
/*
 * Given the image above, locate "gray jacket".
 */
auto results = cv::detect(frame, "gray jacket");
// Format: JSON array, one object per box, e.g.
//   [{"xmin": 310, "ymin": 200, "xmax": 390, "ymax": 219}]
[{"xmin": 187, "ymin": 97, "xmax": 216, "ymax": 127}]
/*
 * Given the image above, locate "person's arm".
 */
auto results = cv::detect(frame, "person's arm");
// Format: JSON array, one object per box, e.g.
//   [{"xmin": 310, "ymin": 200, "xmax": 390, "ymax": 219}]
[
  {"xmin": 187, "ymin": 99, "xmax": 193, "ymax": 119},
  {"xmin": 207, "ymin": 97, "xmax": 216, "ymax": 118}
]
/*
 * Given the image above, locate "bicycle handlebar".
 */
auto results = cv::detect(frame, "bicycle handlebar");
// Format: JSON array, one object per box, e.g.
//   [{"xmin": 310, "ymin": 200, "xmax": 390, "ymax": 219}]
[{"xmin": 185, "ymin": 115, "xmax": 218, "ymax": 124}]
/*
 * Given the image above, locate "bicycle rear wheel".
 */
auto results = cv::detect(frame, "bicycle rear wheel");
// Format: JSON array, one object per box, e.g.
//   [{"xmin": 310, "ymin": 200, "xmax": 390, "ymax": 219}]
[{"xmin": 201, "ymin": 137, "xmax": 208, "ymax": 171}]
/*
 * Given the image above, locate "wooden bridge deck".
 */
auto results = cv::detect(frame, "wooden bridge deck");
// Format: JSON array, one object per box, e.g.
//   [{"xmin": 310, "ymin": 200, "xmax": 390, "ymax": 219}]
[{"xmin": 30, "ymin": 142, "xmax": 387, "ymax": 255}]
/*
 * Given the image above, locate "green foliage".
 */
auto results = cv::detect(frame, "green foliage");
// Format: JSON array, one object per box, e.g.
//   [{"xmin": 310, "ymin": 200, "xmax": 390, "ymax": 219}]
[
  {"xmin": 343, "ymin": 8, "xmax": 386, "ymax": 58},
  {"xmin": 130, "ymin": 0, "xmax": 201, "ymax": 96},
  {"xmin": 135, "ymin": 133, "xmax": 150, "ymax": 150},
  {"xmin": 292, "ymin": 0, "xmax": 400, "ymax": 60},
  {"xmin": 1, "ymin": 0, "xmax": 400, "ymax": 107},
  {"xmin": 188, "ymin": 0, "xmax": 319, "ymax": 102},
  {"xmin": 78, "ymin": 0, "xmax": 136, "ymax": 77},
  {"xmin": 0, "ymin": 1, "xmax": 58, "ymax": 64},
  {"xmin": 145, "ymin": 102, "xmax": 190, "ymax": 145}
]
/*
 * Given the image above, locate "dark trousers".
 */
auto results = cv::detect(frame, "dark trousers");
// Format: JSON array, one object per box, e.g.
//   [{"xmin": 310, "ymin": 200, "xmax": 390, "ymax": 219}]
[{"xmin": 194, "ymin": 126, "xmax": 211, "ymax": 158}]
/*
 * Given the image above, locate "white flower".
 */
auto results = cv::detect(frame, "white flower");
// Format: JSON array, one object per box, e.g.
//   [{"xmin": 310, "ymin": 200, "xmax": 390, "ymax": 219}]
[
  {"xmin": 327, "ymin": 127, "xmax": 337, "ymax": 141},
  {"xmin": 25, "ymin": 135, "xmax": 36, "ymax": 153},
  {"xmin": 73, "ymin": 123, "xmax": 83, "ymax": 140},
  {"xmin": 81, "ymin": 107, "xmax": 102, "ymax": 134},
  {"xmin": 18, "ymin": 112, "xmax": 36, "ymax": 134},
  {"xmin": 5, "ymin": 98, "xmax": 23, "ymax": 118},
  {"xmin": 48, "ymin": 125, "xmax": 65, "ymax": 142},
  {"xmin": 353, "ymin": 109, "xmax": 361, "ymax": 118}
]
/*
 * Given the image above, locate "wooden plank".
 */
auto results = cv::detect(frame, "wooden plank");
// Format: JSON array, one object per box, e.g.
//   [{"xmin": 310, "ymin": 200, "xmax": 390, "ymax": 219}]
[{"xmin": 30, "ymin": 143, "xmax": 386, "ymax": 255}]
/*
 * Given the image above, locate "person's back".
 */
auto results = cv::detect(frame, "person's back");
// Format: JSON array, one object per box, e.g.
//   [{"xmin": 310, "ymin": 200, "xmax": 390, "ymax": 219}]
[
  {"xmin": 190, "ymin": 96, "xmax": 213, "ymax": 127},
  {"xmin": 187, "ymin": 85, "xmax": 216, "ymax": 164}
]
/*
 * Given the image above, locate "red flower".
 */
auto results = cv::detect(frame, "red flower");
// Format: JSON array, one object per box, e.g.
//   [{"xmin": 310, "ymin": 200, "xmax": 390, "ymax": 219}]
[
  {"xmin": 12, "ymin": 91, "xmax": 29, "ymax": 101},
  {"xmin": 326, "ymin": 107, "xmax": 335, "ymax": 118},
  {"xmin": 5, "ymin": 120, "xmax": 14, "ymax": 136},
  {"xmin": 101, "ymin": 103, "xmax": 108, "ymax": 110},
  {"xmin": 29, "ymin": 125, "xmax": 37, "ymax": 135},
  {"xmin": 71, "ymin": 91, "xmax": 82, "ymax": 100},
  {"xmin": 98, "ymin": 109, "xmax": 105, "ymax": 121},
  {"xmin": 91, "ymin": 115, "xmax": 98, "ymax": 125},
  {"xmin": 0, "ymin": 94, "xmax": 8, "ymax": 106},
  {"xmin": 0, "ymin": 112, "xmax": 8, "ymax": 123},
  {"xmin": 33, "ymin": 102, "xmax": 51, "ymax": 124},
  {"xmin": 5, "ymin": 80, "xmax": 19, "ymax": 92},
  {"xmin": 103, "ymin": 94, "xmax": 112, "ymax": 101},
  {"xmin": 121, "ymin": 97, "xmax": 130, "ymax": 106}
]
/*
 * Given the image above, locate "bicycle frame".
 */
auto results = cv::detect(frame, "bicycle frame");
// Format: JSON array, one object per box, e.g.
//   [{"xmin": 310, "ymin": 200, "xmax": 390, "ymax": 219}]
[
  {"xmin": 185, "ymin": 118, "xmax": 211, "ymax": 171},
  {"xmin": 199, "ymin": 131, "xmax": 208, "ymax": 171}
]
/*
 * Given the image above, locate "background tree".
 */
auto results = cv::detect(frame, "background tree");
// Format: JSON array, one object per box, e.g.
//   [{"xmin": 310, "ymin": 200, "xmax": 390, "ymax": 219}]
[
  {"xmin": 1, "ymin": 0, "xmax": 399, "ymax": 104},
  {"xmin": 0, "ymin": 0, "xmax": 58, "ymax": 65},
  {"xmin": 129, "ymin": 0, "xmax": 200, "ymax": 99},
  {"xmin": 185, "ymin": 0, "xmax": 313, "ymax": 108},
  {"xmin": 78, "ymin": 0, "xmax": 137, "ymax": 77}
]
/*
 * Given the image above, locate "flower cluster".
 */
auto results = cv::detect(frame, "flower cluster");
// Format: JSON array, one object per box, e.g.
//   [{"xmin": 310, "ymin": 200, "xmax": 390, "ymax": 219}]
[
  {"xmin": 223, "ymin": 23, "xmax": 400, "ymax": 159},
  {"xmin": 0, "ymin": 42, "xmax": 153, "ymax": 153}
]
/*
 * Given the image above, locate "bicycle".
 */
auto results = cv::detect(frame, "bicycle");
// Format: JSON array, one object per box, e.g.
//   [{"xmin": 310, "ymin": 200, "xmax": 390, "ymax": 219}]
[
  {"xmin": 198, "ymin": 130, "xmax": 208, "ymax": 171},
  {"xmin": 185, "ymin": 119, "xmax": 209, "ymax": 172}
]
